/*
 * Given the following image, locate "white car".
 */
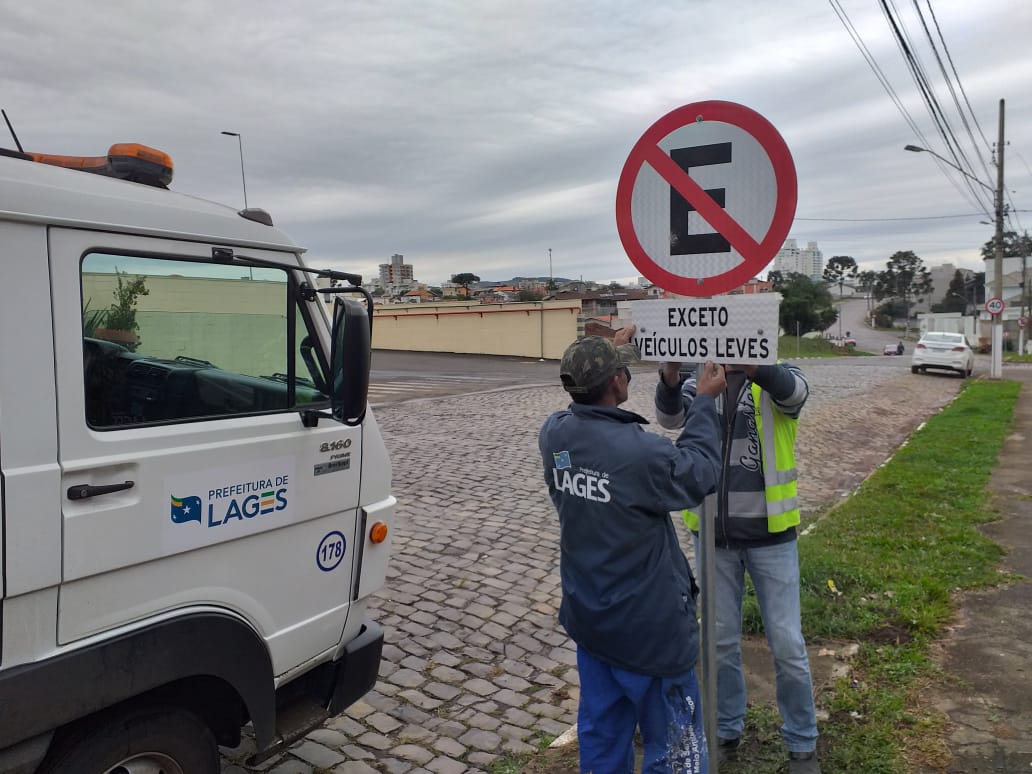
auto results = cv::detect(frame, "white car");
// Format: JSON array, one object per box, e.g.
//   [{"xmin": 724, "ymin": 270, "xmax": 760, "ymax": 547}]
[{"xmin": 911, "ymin": 332, "xmax": 974, "ymax": 377}]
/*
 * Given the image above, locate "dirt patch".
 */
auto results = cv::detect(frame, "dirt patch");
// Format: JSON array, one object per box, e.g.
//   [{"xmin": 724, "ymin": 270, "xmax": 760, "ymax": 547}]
[
  {"xmin": 517, "ymin": 637, "xmax": 860, "ymax": 772},
  {"xmin": 865, "ymin": 622, "xmax": 914, "ymax": 646},
  {"xmin": 521, "ymin": 743, "xmax": 580, "ymax": 773}
]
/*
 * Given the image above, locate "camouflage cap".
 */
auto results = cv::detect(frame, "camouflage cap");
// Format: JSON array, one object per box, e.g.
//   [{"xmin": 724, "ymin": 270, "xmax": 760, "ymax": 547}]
[{"xmin": 559, "ymin": 336, "xmax": 637, "ymax": 394}]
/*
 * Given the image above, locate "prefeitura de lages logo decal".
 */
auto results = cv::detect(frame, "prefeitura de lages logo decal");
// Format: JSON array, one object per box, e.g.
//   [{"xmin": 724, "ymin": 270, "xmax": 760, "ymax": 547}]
[
  {"xmin": 550, "ymin": 450, "xmax": 611, "ymax": 503},
  {"xmin": 170, "ymin": 474, "xmax": 290, "ymax": 529}
]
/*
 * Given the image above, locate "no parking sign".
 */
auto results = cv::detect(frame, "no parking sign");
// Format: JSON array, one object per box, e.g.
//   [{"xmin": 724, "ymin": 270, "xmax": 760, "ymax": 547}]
[{"xmin": 616, "ymin": 101, "xmax": 797, "ymax": 296}]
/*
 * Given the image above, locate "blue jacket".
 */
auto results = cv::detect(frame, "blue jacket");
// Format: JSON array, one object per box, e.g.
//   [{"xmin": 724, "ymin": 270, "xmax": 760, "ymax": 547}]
[{"xmin": 539, "ymin": 397, "xmax": 721, "ymax": 677}]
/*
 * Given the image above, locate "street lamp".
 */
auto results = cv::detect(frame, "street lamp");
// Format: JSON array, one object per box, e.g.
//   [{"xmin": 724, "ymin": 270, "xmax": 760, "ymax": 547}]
[
  {"xmin": 221, "ymin": 130, "xmax": 249, "ymax": 209},
  {"xmin": 904, "ymin": 99, "xmax": 1006, "ymax": 378}
]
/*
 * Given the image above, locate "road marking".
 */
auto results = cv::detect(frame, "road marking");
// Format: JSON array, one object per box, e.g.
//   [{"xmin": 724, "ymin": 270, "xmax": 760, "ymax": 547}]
[{"xmin": 368, "ymin": 374, "xmax": 512, "ymax": 401}]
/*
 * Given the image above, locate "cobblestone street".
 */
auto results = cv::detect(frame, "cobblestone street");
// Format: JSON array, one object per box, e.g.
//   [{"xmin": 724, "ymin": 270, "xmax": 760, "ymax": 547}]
[{"xmin": 223, "ymin": 360, "xmax": 966, "ymax": 773}]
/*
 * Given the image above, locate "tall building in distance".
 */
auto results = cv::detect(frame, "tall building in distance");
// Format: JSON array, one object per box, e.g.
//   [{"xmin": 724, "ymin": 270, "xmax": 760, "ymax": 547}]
[
  {"xmin": 378, "ymin": 253, "xmax": 415, "ymax": 293},
  {"xmin": 772, "ymin": 239, "xmax": 824, "ymax": 281}
]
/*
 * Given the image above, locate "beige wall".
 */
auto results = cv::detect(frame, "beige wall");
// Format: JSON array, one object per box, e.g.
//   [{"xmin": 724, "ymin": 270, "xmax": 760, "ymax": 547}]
[
  {"xmin": 372, "ymin": 301, "xmax": 582, "ymax": 359},
  {"xmin": 83, "ymin": 273, "xmax": 286, "ymax": 315},
  {"xmin": 83, "ymin": 273, "xmax": 290, "ymax": 375},
  {"xmin": 85, "ymin": 275, "xmax": 584, "ymax": 362}
]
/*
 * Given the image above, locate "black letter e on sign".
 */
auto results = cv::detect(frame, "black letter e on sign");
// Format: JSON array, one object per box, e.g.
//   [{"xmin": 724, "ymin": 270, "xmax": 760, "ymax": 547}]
[{"xmin": 669, "ymin": 143, "xmax": 732, "ymax": 255}]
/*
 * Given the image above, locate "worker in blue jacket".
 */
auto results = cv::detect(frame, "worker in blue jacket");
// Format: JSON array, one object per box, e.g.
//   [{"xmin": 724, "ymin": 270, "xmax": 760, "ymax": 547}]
[{"xmin": 539, "ymin": 325, "xmax": 726, "ymax": 774}]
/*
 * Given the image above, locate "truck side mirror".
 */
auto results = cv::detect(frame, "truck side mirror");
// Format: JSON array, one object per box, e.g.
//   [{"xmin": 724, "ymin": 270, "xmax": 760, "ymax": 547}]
[{"xmin": 330, "ymin": 297, "xmax": 371, "ymax": 426}]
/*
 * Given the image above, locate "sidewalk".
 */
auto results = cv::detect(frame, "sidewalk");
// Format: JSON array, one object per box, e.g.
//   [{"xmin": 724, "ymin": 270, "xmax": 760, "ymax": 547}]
[{"xmin": 927, "ymin": 365, "xmax": 1032, "ymax": 772}]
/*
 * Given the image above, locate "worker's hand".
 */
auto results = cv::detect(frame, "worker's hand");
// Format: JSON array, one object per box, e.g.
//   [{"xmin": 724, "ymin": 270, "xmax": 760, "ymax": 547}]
[
  {"xmin": 695, "ymin": 360, "xmax": 726, "ymax": 397},
  {"xmin": 613, "ymin": 324, "xmax": 636, "ymax": 346},
  {"xmin": 661, "ymin": 361, "xmax": 682, "ymax": 388}
]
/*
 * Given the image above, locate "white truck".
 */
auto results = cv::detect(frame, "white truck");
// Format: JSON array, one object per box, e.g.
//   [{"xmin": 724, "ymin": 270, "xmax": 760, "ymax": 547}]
[{"xmin": 0, "ymin": 141, "xmax": 395, "ymax": 772}]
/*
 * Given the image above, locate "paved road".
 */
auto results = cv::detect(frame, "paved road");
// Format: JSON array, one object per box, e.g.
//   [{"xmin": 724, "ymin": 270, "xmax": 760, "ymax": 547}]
[
  {"xmin": 369, "ymin": 350, "xmax": 557, "ymax": 405},
  {"xmin": 828, "ymin": 297, "xmax": 912, "ymax": 355},
  {"xmin": 222, "ymin": 356, "xmax": 968, "ymax": 773}
]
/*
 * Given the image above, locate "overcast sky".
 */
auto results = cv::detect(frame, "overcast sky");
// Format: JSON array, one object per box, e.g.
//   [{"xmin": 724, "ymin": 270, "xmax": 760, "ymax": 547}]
[{"xmin": 3, "ymin": 0, "xmax": 1030, "ymax": 287}]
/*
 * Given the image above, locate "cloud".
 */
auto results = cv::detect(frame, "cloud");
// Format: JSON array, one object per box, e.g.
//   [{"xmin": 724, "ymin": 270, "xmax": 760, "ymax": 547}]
[{"xmin": 2, "ymin": 0, "xmax": 1030, "ymax": 288}]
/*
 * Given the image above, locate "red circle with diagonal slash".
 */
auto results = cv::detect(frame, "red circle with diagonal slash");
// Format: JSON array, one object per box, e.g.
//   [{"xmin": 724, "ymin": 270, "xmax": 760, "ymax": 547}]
[{"xmin": 615, "ymin": 100, "xmax": 797, "ymax": 297}]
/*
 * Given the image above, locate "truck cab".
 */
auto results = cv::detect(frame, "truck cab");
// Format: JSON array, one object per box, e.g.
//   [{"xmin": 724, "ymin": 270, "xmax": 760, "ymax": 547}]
[{"xmin": 0, "ymin": 143, "xmax": 394, "ymax": 772}]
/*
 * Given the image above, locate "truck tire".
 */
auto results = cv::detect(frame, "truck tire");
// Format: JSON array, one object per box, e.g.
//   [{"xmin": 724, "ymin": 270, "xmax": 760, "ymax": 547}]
[{"xmin": 37, "ymin": 705, "xmax": 218, "ymax": 774}]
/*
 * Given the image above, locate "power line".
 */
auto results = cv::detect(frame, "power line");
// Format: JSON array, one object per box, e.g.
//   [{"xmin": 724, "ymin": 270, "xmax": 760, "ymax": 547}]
[
  {"xmin": 796, "ymin": 213, "xmax": 982, "ymax": 222},
  {"xmin": 826, "ymin": 0, "xmax": 988, "ymax": 214},
  {"xmin": 880, "ymin": 0, "xmax": 992, "ymax": 215},
  {"xmin": 915, "ymin": 0, "xmax": 994, "ymax": 188},
  {"xmin": 925, "ymin": 0, "xmax": 993, "ymax": 157},
  {"xmin": 827, "ymin": 0, "xmax": 930, "ymax": 144}
]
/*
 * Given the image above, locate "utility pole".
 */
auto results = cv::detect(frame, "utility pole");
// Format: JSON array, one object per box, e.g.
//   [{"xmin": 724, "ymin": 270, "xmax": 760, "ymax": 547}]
[
  {"xmin": 1021, "ymin": 253, "xmax": 1028, "ymax": 356},
  {"xmin": 548, "ymin": 248, "xmax": 553, "ymax": 289},
  {"xmin": 991, "ymin": 99, "xmax": 1005, "ymax": 379},
  {"xmin": 904, "ymin": 102, "xmax": 1006, "ymax": 373}
]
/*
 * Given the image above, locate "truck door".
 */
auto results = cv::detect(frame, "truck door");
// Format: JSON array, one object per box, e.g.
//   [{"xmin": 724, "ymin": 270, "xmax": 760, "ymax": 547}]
[{"xmin": 50, "ymin": 228, "xmax": 364, "ymax": 675}]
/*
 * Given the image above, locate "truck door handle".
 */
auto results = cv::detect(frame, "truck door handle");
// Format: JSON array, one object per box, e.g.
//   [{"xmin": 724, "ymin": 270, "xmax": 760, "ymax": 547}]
[{"xmin": 67, "ymin": 481, "xmax": 135, "ymax": 500}]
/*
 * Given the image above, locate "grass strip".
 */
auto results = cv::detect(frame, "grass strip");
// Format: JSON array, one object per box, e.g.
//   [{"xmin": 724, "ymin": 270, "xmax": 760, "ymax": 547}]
[
  {"xmin": 731, "ymin": 378, "xmax": 1021, "ymax": 773},
  {"xmin": 777, "ymin": 335, "xmax": 873, "ymax": 359}
]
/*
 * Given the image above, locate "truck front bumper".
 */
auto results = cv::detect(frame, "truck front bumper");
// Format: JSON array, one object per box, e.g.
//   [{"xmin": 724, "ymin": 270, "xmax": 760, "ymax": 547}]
[{"xmin": 328, "ymin": 619, "xmax": 384, "ymax": 713}]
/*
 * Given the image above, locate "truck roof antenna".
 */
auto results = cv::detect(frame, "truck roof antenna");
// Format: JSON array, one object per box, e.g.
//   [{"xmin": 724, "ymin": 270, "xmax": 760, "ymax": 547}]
[{"xmin": 2, "ymin": 109, "xmax": 25, "ymax": 153}]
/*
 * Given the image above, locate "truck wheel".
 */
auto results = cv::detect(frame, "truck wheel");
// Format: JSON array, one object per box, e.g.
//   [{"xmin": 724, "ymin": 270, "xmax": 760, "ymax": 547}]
[{"xmin": 38, "ymin": 705, "xmax": 218, "ymax": 774}]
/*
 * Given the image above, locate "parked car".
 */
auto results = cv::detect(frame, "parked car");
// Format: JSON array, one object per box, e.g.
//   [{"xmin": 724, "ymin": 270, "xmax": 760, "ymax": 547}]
[{"xmin": 911, "ymin": 332, "xmax": 974, "ymax": 377}]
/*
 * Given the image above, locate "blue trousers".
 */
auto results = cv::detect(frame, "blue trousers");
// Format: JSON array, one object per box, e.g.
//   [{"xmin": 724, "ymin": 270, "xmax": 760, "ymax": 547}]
[
  {"xmin": 696, "ymin": 538, "xmax": 819, "ymax": 752},
  {"xmin": 576, "ymin": 647, "xmax": 708, "ymax": 774}
]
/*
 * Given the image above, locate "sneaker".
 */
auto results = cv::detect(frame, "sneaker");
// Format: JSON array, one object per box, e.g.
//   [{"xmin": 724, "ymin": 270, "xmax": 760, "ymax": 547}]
[
  {"xmin": 788, "ymin": 750, "xmax": 822, "ymax": 774},
  {"xmin": 715, "ymin": 736, "xmax": 740, "ymax": 764}
]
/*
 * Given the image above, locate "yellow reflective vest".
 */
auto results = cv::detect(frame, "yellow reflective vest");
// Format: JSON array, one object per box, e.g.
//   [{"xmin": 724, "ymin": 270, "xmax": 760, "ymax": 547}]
[{"xmin": 683, "ymin": 382, "xmax": 800, "ymax": 533}]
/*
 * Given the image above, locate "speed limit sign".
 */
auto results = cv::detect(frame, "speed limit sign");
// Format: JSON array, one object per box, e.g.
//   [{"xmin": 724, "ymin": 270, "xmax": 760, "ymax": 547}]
[{"xmin": 986, "ymin": 297, "xmax": 1005, "ymax": 315}]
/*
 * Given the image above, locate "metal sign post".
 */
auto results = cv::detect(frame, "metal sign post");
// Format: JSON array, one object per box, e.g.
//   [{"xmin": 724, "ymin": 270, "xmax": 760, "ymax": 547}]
[
  {"xmin": 616, "ymin": 101, "xmax": 796, "ymax": 769},
  {"xmin": 698, "ymin": 503, "xmax": 718, "ymax": 770}
]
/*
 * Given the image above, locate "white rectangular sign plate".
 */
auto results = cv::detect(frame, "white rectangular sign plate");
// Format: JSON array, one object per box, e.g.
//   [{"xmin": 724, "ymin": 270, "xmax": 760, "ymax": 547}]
[{"xmin": 629, "ymin": 294, "xmax": 781, "ymax": 365}]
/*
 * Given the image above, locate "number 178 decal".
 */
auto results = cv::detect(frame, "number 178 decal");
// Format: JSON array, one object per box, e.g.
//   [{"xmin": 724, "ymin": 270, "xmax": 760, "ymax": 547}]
[{"xmin": 316, "ymin": 530, "xmax": 347, "ymax": 572}]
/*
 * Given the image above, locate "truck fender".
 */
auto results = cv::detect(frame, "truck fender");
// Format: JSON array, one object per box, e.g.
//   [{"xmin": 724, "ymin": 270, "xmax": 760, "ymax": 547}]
[{"xmin": 0, "ymin": 612, "xmax": 274, "ymax": 751}]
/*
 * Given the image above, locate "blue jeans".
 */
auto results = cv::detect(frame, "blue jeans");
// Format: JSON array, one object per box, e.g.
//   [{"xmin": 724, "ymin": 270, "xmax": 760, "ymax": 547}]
[
  {"xmin": 696, "ymin": 538, "xmax": 818, "ymax": 753},
  {"xmin": 576, "ymin": 647, "xmax": 708, "ymax": 773}
]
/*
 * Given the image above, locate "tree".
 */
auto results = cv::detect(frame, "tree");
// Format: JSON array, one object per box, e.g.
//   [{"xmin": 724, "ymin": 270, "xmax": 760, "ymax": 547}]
[
  {"xmin": 873, "ymin": 251, "xmax": 932, "ymax": 339},
  {"xmin": 766, "ymin": 269, "xmax": 785, "ymax": 290},
  {"xmin": 450, "ymin": 273, "xmax": 480, "ymax": 296},
  {"xmin": 931, "ymin": 270, "xmax": 970, "ymax": 314},
  {"xmin": 971, "ymin": 271, "xmax": 986, "ymax": 306},
  {"xmin": 517, "ymin": 288, "xmax": 544, "ymax": 302},
  {"xmin": 822, "ymin": 256, "xmax": 858, "ymax": 300},
  {"xmin": 856, "ymin": 269, "xmax": 878, "ymax": 310},
  {"xmin": 778, "ymin": 273, "xmax": 837, "ymax": 336},
  {"xmin": 980, "ymin": 230, "xmax": 1032, "ymax": 261}
]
